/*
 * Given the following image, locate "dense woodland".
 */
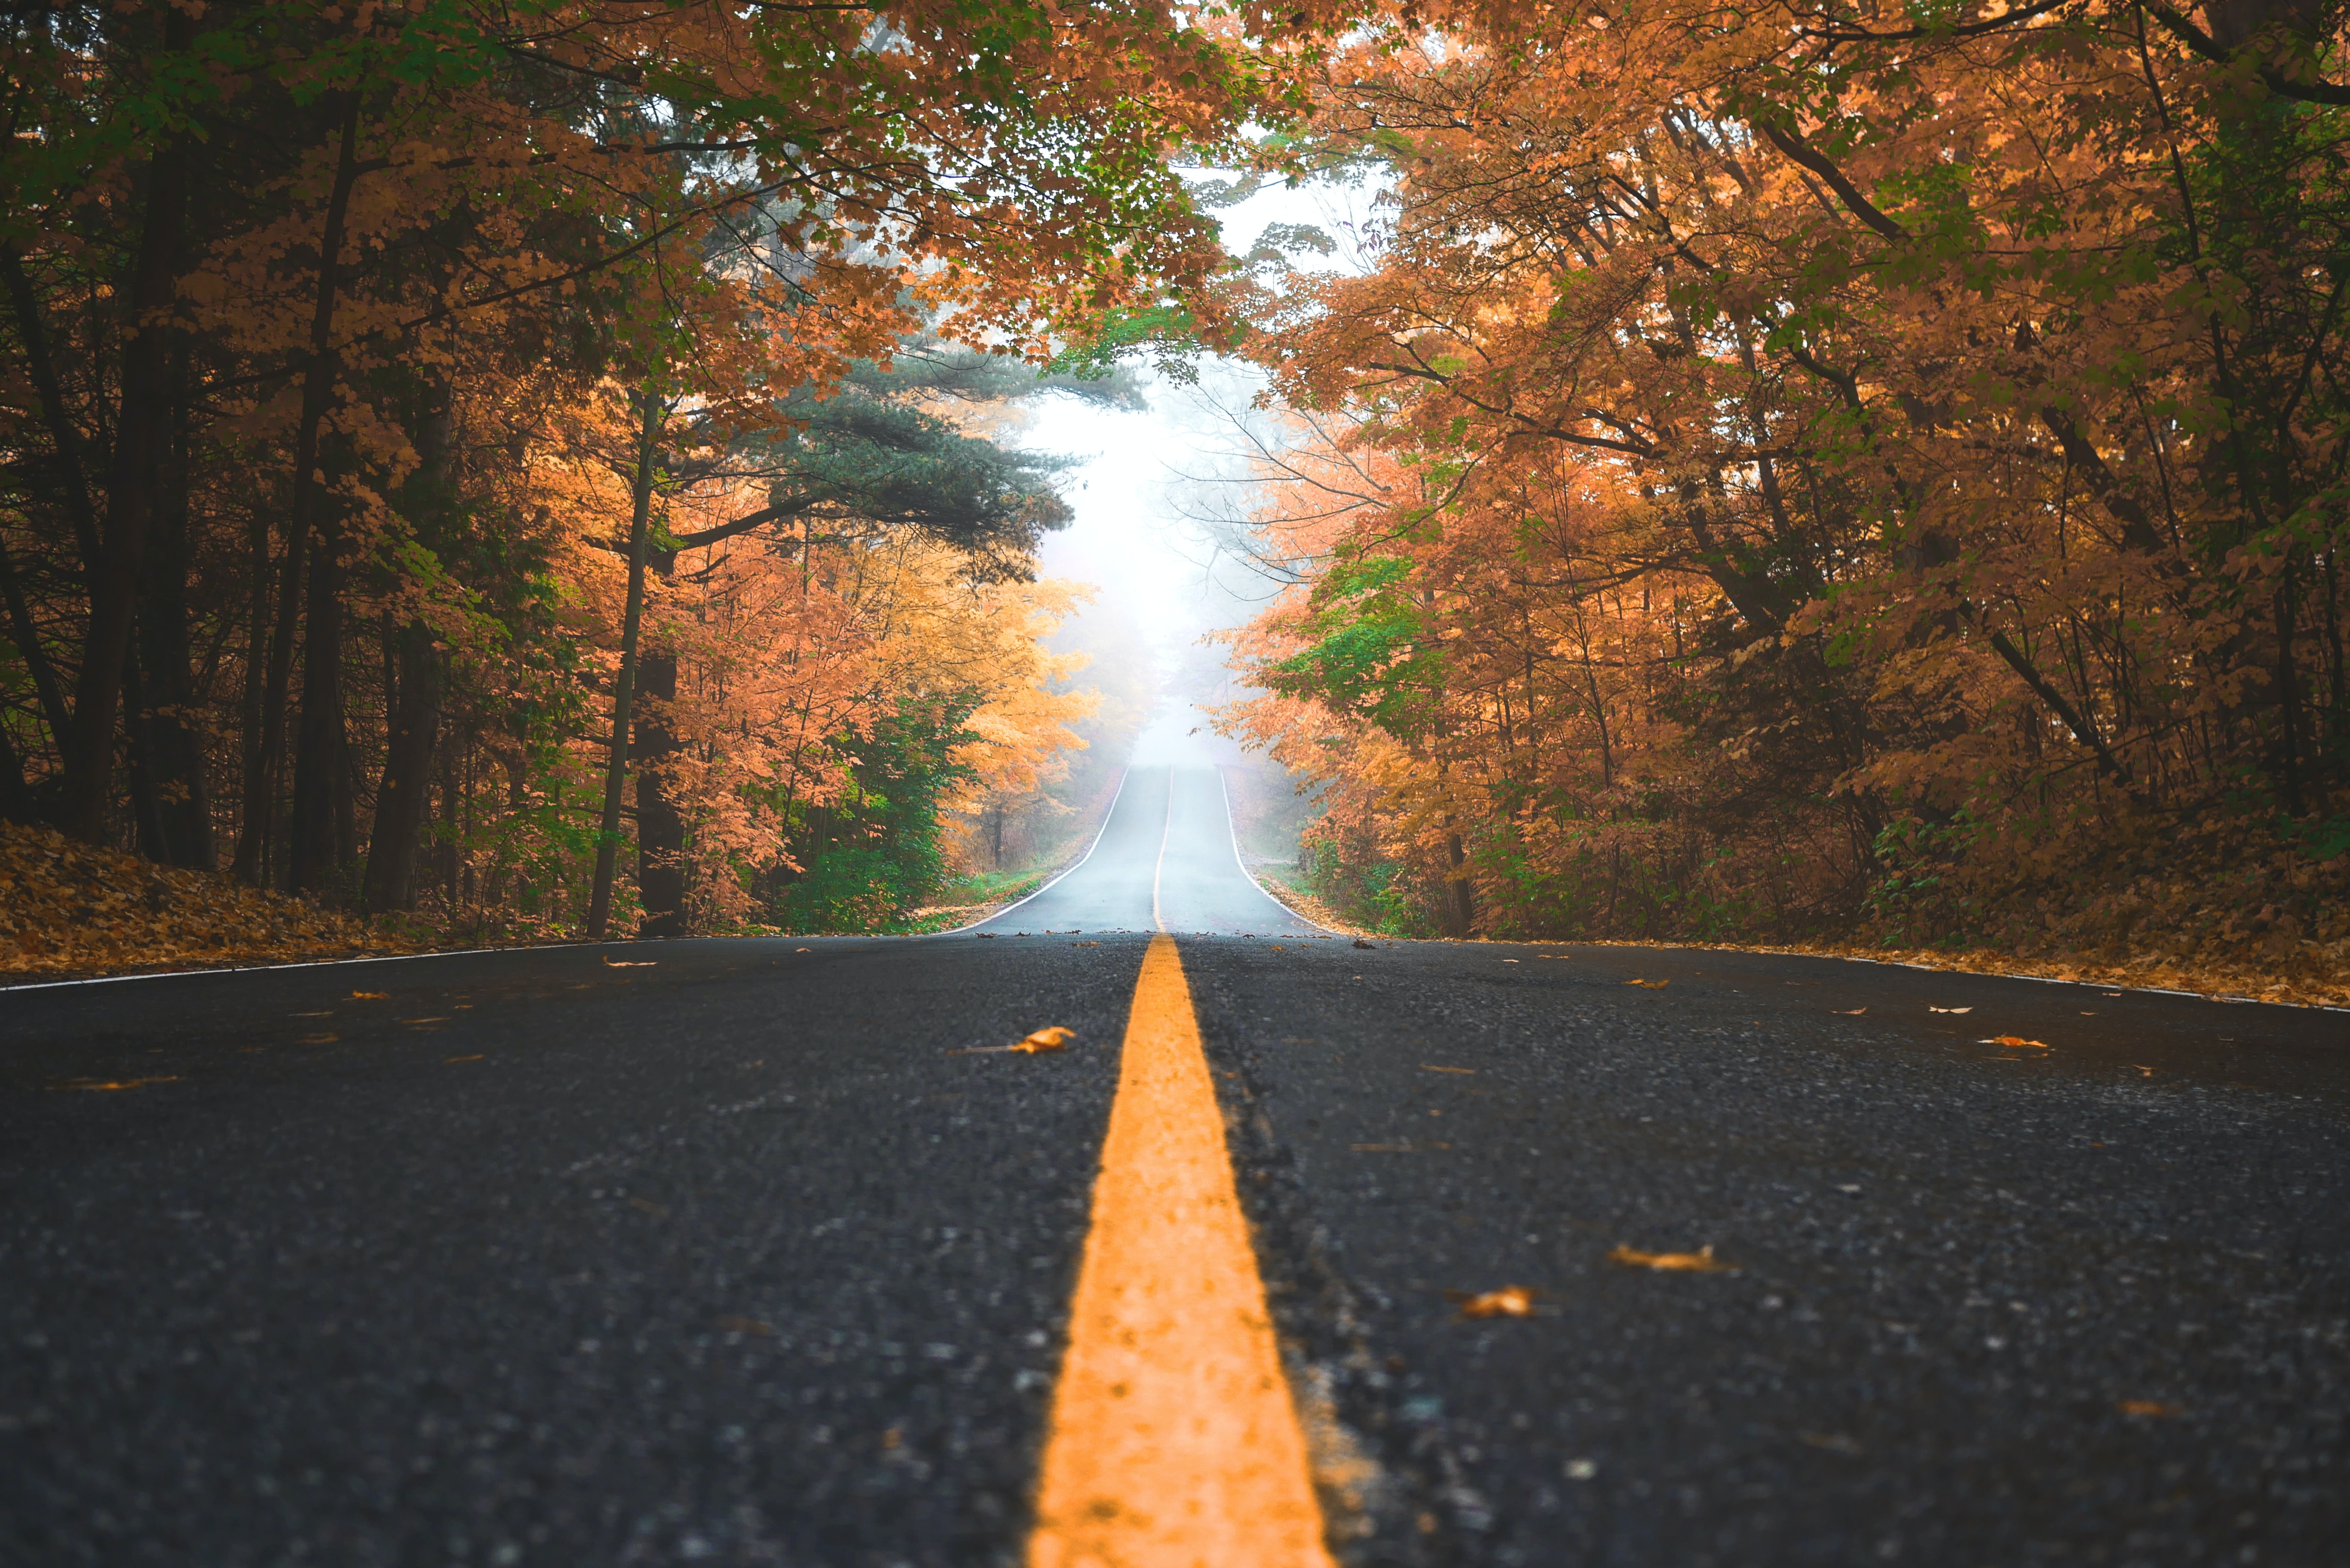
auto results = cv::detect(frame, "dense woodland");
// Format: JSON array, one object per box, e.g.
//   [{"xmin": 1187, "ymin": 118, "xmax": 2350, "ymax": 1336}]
[
  {"xmin": 1217, "ymin": 0, "xmax": 2350, "ymax": 976},
  {"xmin": 8, "ymin": 1, "xmax": 2349, "ymax": 971},
  {"xmin": 0, "ymin": 0, "xmax": 1263, "ymax": 937}
]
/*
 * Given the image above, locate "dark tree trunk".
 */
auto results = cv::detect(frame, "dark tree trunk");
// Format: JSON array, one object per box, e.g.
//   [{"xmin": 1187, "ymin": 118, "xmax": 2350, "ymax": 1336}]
[
  {"xmin": 361, "ymin": 625, "xmax": 442, "ymax": 912},
  {"xmin": 634, "ymin": 631, "xmax": 688, "ymax": 938},
  {"xmin": 586, "ymin": 393, "xmax": 663, "ymax": 937},
  {"xmin": 62, "ymin": 18, "xmax": 192, "ymax": 842},
  {"xmin": 284, "ymin": 92, "xmax": 366, "ymax": 898},
  {"xmin": 132, "ymin": 379, "xmax": 214, "ymax": 868}
]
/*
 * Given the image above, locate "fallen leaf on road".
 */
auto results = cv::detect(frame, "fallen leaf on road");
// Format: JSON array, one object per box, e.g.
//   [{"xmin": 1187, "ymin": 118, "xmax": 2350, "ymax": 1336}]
[
  {"xmin": 1353, "ymin": 937, "xmax": 1374, "ymax": 949},
  {"xmin": 444, "ymin": 1054, "xmax": 484, "ymax": 1063},
  {"xmin": 52, "ymin": 1075, "xmax": 181, "ymax": 1091},
  {"xmin": 2131, "ymin": 1064, "xmax": 2157, "ymax": 1076},
  {"xmin": 1450, "ymin": 1285, "xmax": 1535, "ymax": 1319},
  {"xmin": 2118, "ymin": 1399, "xmax": 2182, "ymax": 1417},
  {"xmin": 1010, "ymin": 1026, "xmax": 1075, "ymax": 1054},
  {"xmin": 404, "ymin": 1016, "xmax": 449, "ymax": 1025},
  {"xmin": 603, "ymin": 959, "xmax": 656, "ymax": 967},
  {"xmin": 1420, "ymin": 1064, "xmax": 1476, "ymax": 1075},
  {"xmin": 1981, "ymin": 1035, "xmax": 2051, "ymax": 1049},
  {"xmin": 1608, "ymin": 1243, "xmax": 1737, "ymax": 1273},
  {"xmin": 1834, "ymin": 1007, "xmax": 1866, "ymax": 1015},
  {"xmin": 350, "ymin": 991, "xmax": 388, "ymax": 1000},
  {"xmin": 716, "ymin": 1315, "xmax": 775, "ymax": 1337},
  {"xmin": 1799, "ymin": 1431, "xmax": 1862, "ymax": 1455},
  {"xmin": 1070, "ymin": 941, "xmax": 1100, "ymax": 946},
  {"xmin": 1625, "ymin": 978, "xmax": 1670, "ymax": 989},
  {"xmin": 300, "ymin": 1033, "xmax": 338, "ymax": 1044},
  {"xmin": 1929, "ymin": 1006, "xmax": 1972, "ymax": 1014}
]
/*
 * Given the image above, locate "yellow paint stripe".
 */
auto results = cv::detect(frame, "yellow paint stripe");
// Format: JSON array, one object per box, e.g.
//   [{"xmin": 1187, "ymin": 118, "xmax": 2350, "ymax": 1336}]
[{"xmin": 1027, "ymin": 934, "xmax": 1335, "ymax": 1568}]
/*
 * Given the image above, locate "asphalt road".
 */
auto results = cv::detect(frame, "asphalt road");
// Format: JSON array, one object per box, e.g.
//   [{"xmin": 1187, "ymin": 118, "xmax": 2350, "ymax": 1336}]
[{"xmin": 4, "ymin": 764, "xmax": 2345, "ymax": 1566}]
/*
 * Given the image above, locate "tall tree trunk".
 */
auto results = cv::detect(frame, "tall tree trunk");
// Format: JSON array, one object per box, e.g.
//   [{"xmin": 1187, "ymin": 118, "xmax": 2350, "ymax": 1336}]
[
  {"xmin": 586, "ymin": 392, "xmax": 664, "ymax": 938},
  {"xmin": 362, "ymin": 625, "xmax": 442, "ymax": 912},
  {"xmin": 361, "ymin": 391, "xmax": 456, "ymax": 913},
  {"xmin": 230, "ymin": 506, "xmax": 273, "ymax": 882},
  {"xmin": 61, "ymin": 12, "xmax": 193, "ymax": 842},
  {"xmin": 633, "ymin": 631, "xmax": 688, "ymax": 938},
  {"xmin": 133, "ymin": 371, "xmax": 214, "ymax": 868},
  {"xmin": 284, "ymin": 92, "xmax": 367, "ymax": 897}
]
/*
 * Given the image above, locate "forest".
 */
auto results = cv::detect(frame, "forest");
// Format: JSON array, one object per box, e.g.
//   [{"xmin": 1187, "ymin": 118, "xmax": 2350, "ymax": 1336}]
[
  {"xmin": 5, "ymin": 1, "xmax": 2348, "ymax": 983},
  {"xmin": 0, "ymin": 0, "xmax": 1251, "ymax": 945},
  {"xmin": 1214, "ymin": 0, "xmax": 2350, "ymax": 987}
]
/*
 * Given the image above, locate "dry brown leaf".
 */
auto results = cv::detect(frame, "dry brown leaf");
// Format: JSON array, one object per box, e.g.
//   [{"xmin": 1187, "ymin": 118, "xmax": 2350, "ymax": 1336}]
[
  {"xmin": 1981, "ymin": 1035, "xmax": 2052, "ymax": 1049},
  {"xmin": 350, "ymin": 991, "xmax": 388, "ymax": 1000},
  {"xmin": 1010, "ymin": 1026, "xmax": 1076, "ymax": 1054},
  {"xmin": 1834, "ymin": 1007, "xmax": 1866, "ymax": 1015},
  {"xmin": 1419, "ymin": 1064, "xmax": 1476, "ymax": 1075},
  {"xmin": 403, "ymin": 1016, "xmax": 449, "ymax": 1025},
  {"xmin": 603, "ymin": 959, "xmax": 656, "ymax": 967},
  {"xmin": 2118, "ymin": 1399, "xmax": 2182, "ymax": 1417},
  {"xmin": 1625, "ymin": 978, "xmax": 1670, "ymax": 989},
  {"xmin": 300, "ymin": 1033, "xmax": 339, "ymax": 1044},
  {"xmin": 1452, "ymin": 1285, "xmax": 1535, "ymax": 1319},
  {"xmin": 1929, "ymin": 1006, "xmax": 1973, "ymax": 1014},
  {"xmin": 444, "ymin": 1054, "xmax": 484, "ymax": 1063},
  {"xmin": 52, "ymin": 1075, "xmax": 181, "ymax": 1092},
  {"xmin": 1070, "ymin": 941, "xmax": 1100, "ymax": 946},
  {"xmin": 1608, "ymin": 1243, "xmax": 1737, "ymax": 1273}
]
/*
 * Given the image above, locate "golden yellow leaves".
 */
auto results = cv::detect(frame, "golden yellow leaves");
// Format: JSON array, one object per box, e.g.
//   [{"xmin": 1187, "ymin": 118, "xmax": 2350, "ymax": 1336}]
[
  {"xmin": 1982, "ymin": 1035, "xmax": 2052, "ymax": 1049},
  {"xmin": 1012, "ymin": 1026, "xmax": 1076, "ymax": 1054},
  {"xmin": 350, "ymin": 991, "xmax": 388, "ymax": 1000},
  {"xmin": 1608, "ymin": 1243, "xmax": 1737, "ymax": 1273},
  {"xmin": 1624, "ymin": 978, "xmax": 1669, "ymax": 989},
  {"xmin": 1451, "ymin": 1286, "xmax": 1534, "ymax": 1319}
]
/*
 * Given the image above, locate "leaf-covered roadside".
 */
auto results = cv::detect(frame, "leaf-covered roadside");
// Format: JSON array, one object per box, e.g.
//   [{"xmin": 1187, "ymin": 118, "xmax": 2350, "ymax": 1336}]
[{"xmin": 0, "ymin": 822, "xmax": 411, "ymax": 980}]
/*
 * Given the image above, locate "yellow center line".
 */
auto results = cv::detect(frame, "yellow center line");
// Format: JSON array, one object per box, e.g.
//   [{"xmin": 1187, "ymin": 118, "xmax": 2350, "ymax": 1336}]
[{"xmin": 1027, "ymin": 934, "xmax": 1335, "ymax": 1568}]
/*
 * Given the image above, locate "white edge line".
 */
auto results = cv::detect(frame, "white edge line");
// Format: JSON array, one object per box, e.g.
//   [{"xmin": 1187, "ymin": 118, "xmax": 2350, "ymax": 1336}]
[
  {"xmin": 930, "ymin": 766, "xmax": 1133, "ymax": 936},
  {"xmin": 0, "ymin": 941, "xmax": 598, "ymax": 994},
  {"xmin": 1218, "ymin": 765, "xmax": 1339, "ymax": 936},
  {"xmin": 1151, "ymin": 774, "xmax": 1172, "ymax": 932}
]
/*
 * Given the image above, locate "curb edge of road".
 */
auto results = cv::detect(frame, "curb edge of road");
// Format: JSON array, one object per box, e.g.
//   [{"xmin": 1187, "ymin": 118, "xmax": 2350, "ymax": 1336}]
[
  {"xmin": 929, "ymin": 767, "xmax": 1133, "ymax": 937},
  {"xmin": 1217, "ymin": 767, "xmax": 1341, "ymax": 937}
]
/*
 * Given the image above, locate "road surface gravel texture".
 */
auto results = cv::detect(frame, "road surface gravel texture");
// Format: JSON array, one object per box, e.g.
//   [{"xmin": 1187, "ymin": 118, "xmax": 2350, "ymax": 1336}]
[{"xmin": 3, "ymin": 764, "xmax": 2344, "ymax": 1567}]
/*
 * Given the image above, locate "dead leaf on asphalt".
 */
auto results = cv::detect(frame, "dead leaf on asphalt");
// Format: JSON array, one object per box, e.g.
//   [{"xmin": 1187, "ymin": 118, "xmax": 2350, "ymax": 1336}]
[
  {"xmin": 444, "ymin": 1055, "xmax": 484, "ymax": 1063},
  {"xmin": 51, "ymin": 1075, "xmax": 182, "ymax": 1092},
  {"xmin": 1419, "ymin": 1064, "xmax": 1476, "ymax": 1075},
  {"xmin": 1009, "ymin": 1026, "xmax": 1075, "ymax": 1054},
  {"xmin": 1352, "ymin": 937, "xmax": 1374, "ymax": 949},
  {"xmin": 1834, "ymin": 1007, "xmax": 1866, "ymax": 1015},
  {"xmin": 350, "ymin": 991, "xmax": 388, "ymax": 1000},
  {"xmin": 1982, "ymin": 1035, "xmax": 2052, "ymax": 1049},
  {"xmin": 1625, "ymin": 978, "xmax": 1669, "ymax": 989},
  {"xmin": 1448, "ymin": 1285, "xmax": 1535, "ymax": 1319},
  {"xmin": 603, "ymin": 959, "xmax": 656, "ymax": 967},
  {"xmin": 299, "ymin": 1033, "xmax": 339, "ymax": 1044},
  {"xmin": 1930, "ymin": 1005, "xmax": 1972, "ymax": 1014},
  {"xmin": 716, "ymin": 1315, "xmax": 775, "ymax": 1337},
  {"xmin": 2118, "ymin": 1399, "xmax": 2182, "ymax": 1417},
  {"xmin": 1608, "ymin": 1243, "xmax": 1737, "ymax": 1273},
  {"xmin": 1070, "ymin": 941, "xmax": 1100, "ymax": 947}
]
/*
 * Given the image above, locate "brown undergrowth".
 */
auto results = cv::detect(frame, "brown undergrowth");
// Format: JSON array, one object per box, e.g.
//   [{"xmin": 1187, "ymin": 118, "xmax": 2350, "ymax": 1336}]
[{"xmin": 0, "ymin": 823, "xmax": 414, "ymax": 981}]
